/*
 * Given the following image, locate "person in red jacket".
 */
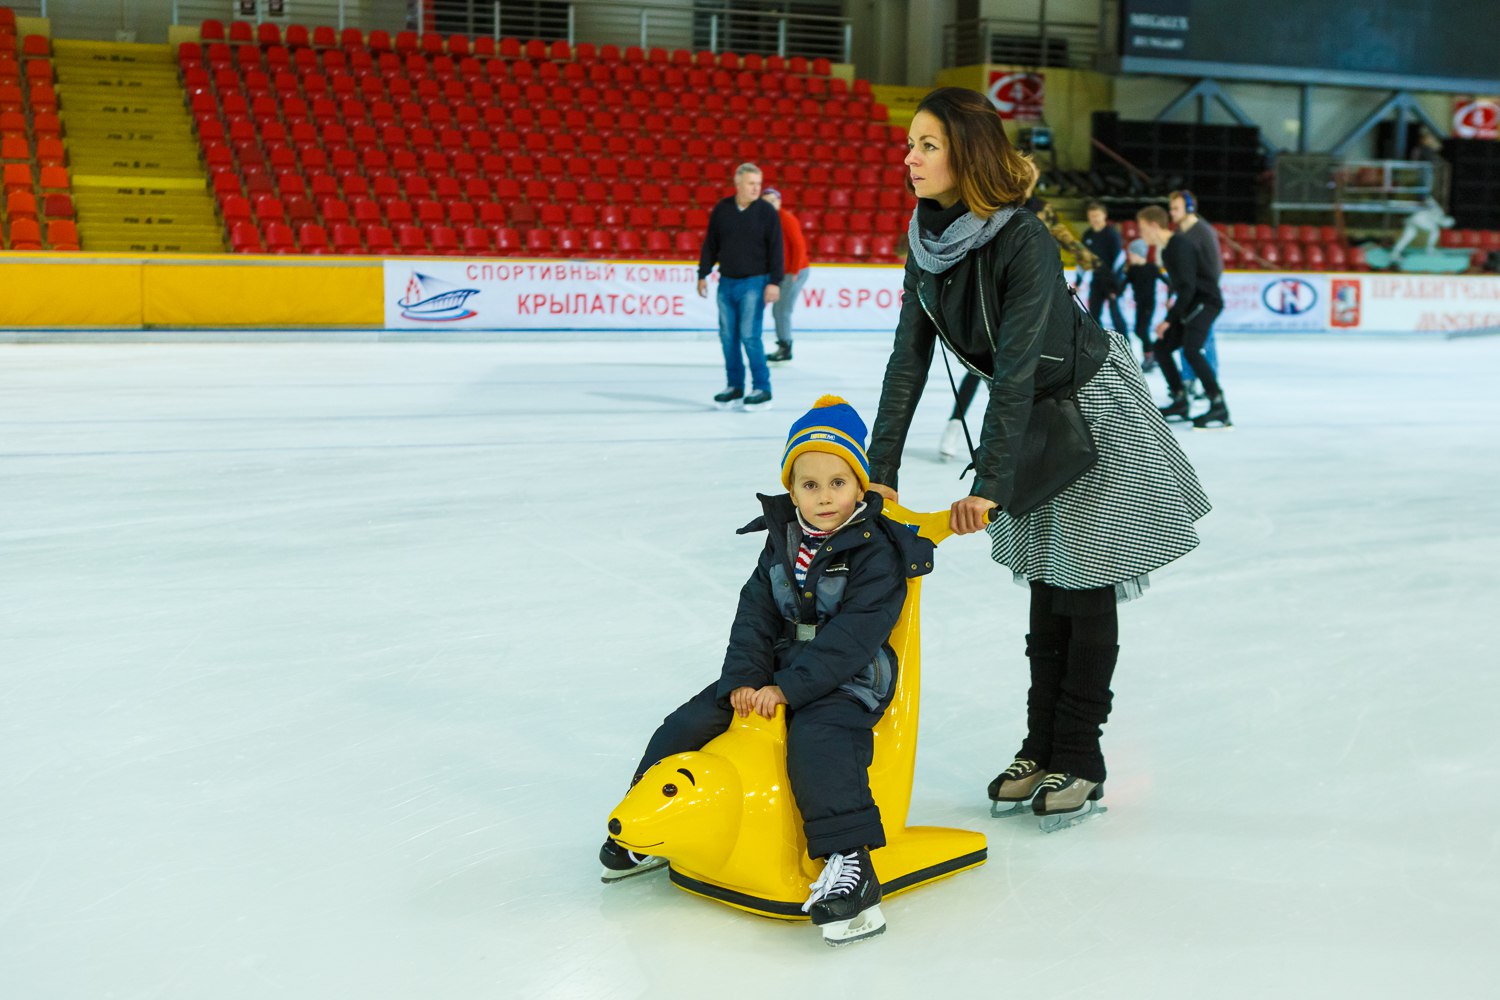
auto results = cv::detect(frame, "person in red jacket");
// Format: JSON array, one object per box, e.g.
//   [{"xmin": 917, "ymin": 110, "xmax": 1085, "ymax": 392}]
[{"xmin": 762, "ymin": 188, "xmax": 810, "ymax": 364}]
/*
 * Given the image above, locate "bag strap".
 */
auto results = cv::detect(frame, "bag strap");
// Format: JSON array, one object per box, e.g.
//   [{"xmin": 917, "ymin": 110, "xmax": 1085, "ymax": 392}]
[{"xmin": 938, "ymin": 340, "xmax": 978, "ymax": 480}]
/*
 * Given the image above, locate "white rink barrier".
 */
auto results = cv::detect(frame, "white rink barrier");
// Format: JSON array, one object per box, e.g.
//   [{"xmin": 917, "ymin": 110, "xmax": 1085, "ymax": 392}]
[{"xmin": 384, "ymin": 260, "xmax": 1500, "ymax": 335}]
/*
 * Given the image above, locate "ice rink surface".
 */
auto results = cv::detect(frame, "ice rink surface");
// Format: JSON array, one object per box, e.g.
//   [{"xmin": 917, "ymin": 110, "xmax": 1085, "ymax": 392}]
[{"xmin": 2, "ymin": 332, "xmax": 1497, "ymax": 999}]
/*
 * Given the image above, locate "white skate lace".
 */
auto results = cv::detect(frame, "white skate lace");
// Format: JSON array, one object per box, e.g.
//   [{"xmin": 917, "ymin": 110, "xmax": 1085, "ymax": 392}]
[
  {"xmin": 626, "ymin": 850, "xmax": 652, "ymax": 865},
  {"xmin": 1036, "ymin": 773, "xmax": 1073, "ymax": 792},
  {"xmin": 1003, "ymin": 759, "xmax": 1038, "ymax": 779},
  {"xmin": 801, "ymin": 851, "xmax": 861, "ymax": 912}
]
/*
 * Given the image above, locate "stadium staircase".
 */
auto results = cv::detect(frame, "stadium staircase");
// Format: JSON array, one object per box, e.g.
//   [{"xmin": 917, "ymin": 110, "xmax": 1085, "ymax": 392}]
[{"xmin": 53, "ymin": 39, "xmax": 222, "ymax": 252}]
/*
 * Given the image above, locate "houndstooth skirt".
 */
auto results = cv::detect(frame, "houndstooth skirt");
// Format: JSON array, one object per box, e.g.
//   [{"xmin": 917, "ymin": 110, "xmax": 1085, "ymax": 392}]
[{"xmin": 986, "ymin": 331, "xmax": 1211, "ymax": 599}]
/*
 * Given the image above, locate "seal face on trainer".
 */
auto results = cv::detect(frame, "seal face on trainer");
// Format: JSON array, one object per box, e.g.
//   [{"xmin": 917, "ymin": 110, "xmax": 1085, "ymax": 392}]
[{"xmin": 607, "ymin": 752, "xmax": 744, "ymax": 871}]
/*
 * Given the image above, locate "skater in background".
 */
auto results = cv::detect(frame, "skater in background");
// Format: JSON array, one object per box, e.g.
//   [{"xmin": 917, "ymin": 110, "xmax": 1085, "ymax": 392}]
[
  {"xmin": 602, "ymin": 396, "xmax": 935, "ymax": 945},
  {"xmin": 762, "ymin": 187, "xmax": 810, "ymax": 364},
  {"xmin": 1123, "ymin": 237, "xmax": 1162, "ymax": 370},
  {"xmin": 1138, "ymin": 203, "xmax": 1232, "ymax": 428},
  {"xmin": 872, "ymin": 87, "xmax": 1211, "ymax": 829},
  {"xmin": 938, "ymin": 161, "xmax": 1097, "ymax": 460},
  {"xmin": 1080, "ymin": 201, "xmax": 1129, "ymax": 336},
  {"xmin": 697, "ymin": 163, "xmax": 783, "ymax": 410},
  {"xmin": 1168, "ymin": 190, "xmax": 1221, "ymax": 400}
]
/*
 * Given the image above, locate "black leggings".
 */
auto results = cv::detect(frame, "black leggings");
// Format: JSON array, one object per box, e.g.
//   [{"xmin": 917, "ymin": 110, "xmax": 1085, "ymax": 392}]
[
  {"xmin": 1017, "ymin": 581, "xmax": 1119, "ymax": 783},
  {"xmin": 1156, "ymin": 304, "xmax": 1223, "ymax": 398}
]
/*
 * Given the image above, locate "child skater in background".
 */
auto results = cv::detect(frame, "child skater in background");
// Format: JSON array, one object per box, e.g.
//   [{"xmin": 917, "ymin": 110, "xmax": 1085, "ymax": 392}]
[
  {"xmin": 601, "ymin": 396, "xmax": 934, "ymax": 946},
  {"xmin": 1123, "ymin": 237, "xmax": 1164, "ymax": 371}
]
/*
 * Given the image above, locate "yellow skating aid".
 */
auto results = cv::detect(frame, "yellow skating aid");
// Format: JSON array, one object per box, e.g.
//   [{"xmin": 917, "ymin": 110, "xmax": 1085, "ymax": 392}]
[{"xmin": 606, "ymin": 502, "xmax": 987, "ymax": 919}]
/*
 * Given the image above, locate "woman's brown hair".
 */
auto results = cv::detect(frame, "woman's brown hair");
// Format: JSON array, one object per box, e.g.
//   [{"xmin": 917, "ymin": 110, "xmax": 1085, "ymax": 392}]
[{"xmin": 906, "ymin": 86, "xmax": 1033, "ymax": 218}]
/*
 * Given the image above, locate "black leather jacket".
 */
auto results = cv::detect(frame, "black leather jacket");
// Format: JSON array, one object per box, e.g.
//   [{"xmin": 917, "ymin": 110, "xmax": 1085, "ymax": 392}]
[{"xmin": 868, "ymin": 208, "xmax": 1109, "ymax": 508}]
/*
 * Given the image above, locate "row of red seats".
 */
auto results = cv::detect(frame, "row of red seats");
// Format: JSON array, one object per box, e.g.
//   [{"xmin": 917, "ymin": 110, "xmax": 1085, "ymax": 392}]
[
  {"xmin": 1222, "ymin": 242, "xmax": 1367, "ymax": 271},
  {"xmin": 1220, "ymin": 222, "xmax": 1341, "ymax": 244},
  {"xmin": 222, "ymin": 188, "xmax": 901, "ymax": 238},
  {"xmin": 201, "ymin": 112, "xmax": 895, "ymax": 159},
  {"xmin": 1437, "ymin": 229, "xmax": 1500, "ymax": 250},
  {"xmin": 0, "ymin": 57, "xmax": 49, "ymax": 86},
  {"xmin": 2, "ymin": 135, "xmax": 64, "ymax": 166},
  {"xmin": 229, "ymin": 220, "xmax": 895, "ymax": 262},
  {"xmin": 2, "ymin": 162, "xmax": 68, "ymax": 195},
  {"xmin": 2, "ymin": 217, "xmax": 77, "ymax": 250},
  {"xmin": 5, "ymin": 189, "xmax": 72, "ymax": 220},
  {"xmin": 186, "ymin": 48, "xmax": 859, "ymax": 98},
  {"xmin": 1, "ymin": 34, "xmax": 47, "ymax": 57},
  {"xmin": 0, "ymin": 110, "xmax": 60, "ymax": 140},
  {"xmin": 199, "ymin": 20, "xmax": 837, "ymax": 76},
  {"xmin": 0, "ymin": 83, "xmax": 54, "ymax": 114}
]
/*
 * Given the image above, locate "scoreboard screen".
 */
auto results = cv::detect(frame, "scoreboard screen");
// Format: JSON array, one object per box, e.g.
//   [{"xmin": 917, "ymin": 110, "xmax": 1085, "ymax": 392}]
[{"xmin": 1118, "ymin": 0, "xmax": 1499, "ymax": 92}]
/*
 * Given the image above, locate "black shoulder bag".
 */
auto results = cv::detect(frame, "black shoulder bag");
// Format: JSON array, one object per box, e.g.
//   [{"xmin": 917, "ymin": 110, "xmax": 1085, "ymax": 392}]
[{"xmin": 943, "ymin": 282, "xmax": 1100, "ymax": 518}]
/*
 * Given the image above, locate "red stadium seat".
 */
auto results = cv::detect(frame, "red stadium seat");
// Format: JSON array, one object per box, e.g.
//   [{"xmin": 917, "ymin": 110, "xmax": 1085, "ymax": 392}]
[
  {"xmin": 364, "ymin": 224, "xmax": 396, "ymax": 255},
  {"xmin": 461, "ymin": 226, "xmax": 493, "ymax": 255}
]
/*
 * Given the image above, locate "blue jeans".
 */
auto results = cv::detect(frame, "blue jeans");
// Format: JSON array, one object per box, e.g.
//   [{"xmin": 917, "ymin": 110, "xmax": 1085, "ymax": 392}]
[
  {"xmin": 716, "ymin": 274, "xmax": 771, "ymax": 393},
  {"xmin": 771, "ymin": 268, "xmax": 810, "ymax": 347}
]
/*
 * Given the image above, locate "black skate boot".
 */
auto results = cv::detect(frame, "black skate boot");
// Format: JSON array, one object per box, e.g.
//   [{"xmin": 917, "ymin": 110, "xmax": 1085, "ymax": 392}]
[
  {"xmin": 1191, "ymin": 394, "xmax": 1232, "ymax": 429},
  {"xmin": 987, "ymin": 758, "xmax": 1049, "ymax": 817},
  {"xmin": 712, "ymin": 385, "xmax": 744, "ymax": 409},
  {"xmin": 802, "ymin": 847, "xmax": 885, "ymax": 946},
  {"xmin": 742, "ymin": 388, "xmax": 773, "ymax": 411},
  {"xmin": 599, "ymin": 838, "xmax": 668, "ymax": 883},
  {"xmin": 1031, "ymin": 774, "xmax": 1106, "ymax": 833},
  {"xmin": 766, "ymin": 343, "xmax": 792, "ymax": 364},
  {"xmin": 1158, "ymin": 390, "xmax": 1189, "ymax": 421},
  {"xmin": 1141, "ymin": 348, "xmax": 1158, "ymax": 372}
]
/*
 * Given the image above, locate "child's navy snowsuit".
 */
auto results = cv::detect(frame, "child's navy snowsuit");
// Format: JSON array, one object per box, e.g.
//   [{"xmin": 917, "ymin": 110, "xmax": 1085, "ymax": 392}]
[{"xmin": 635, "ymin": 491, "xmax": 934, "ymax": 859}]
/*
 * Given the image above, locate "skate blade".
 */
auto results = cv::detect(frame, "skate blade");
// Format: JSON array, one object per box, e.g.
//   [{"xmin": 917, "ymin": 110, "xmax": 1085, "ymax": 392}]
[
  {"xmin": 1191, "ymin": 421, "xmax": 1233, "ymax": 431},
  {"xmin": 822, "ymin": 904, "xmax": 887, "ymax": 947},
  {"xmin": 741, "ymin": 402, "xmax": 773, "ymax": 412},
  {"xmin": 1037, "ymin": 802, "xmax": 1107, "ymax": 833},
  {"xmin": 599, "ymin": 857, "xmax": 669, "ymax": 883},
  {"xmin": 715, "ymin": 401, "xmax": 743, "ymax": 411},
  {"xmin": 989, "ymin": 798, "xmax": 1035, "ymax": 818}
]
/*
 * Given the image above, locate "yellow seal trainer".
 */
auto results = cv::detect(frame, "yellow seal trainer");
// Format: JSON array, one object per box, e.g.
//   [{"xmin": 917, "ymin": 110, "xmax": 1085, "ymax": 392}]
[{"xmin": 606, "ymin": 502, "xmax": 987, "ymax": 920}]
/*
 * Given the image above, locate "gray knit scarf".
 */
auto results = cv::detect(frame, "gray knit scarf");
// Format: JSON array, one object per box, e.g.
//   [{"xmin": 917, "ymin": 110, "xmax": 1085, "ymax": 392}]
[{"xmin": 907, "ymin": 203, "xmax": 1019, "ymax": 274}]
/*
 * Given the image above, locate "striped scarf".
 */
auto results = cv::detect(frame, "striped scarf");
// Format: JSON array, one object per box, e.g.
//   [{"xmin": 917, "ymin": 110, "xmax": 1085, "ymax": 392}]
[{"xmin": 792, "ymin": 502, "xmax": 867, "ymax": 586}]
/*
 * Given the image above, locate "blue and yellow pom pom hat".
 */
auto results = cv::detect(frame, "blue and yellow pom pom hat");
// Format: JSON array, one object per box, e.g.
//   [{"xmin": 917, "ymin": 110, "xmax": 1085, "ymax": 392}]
[{"xmin": 780, "ymin": 395, "xmax": 871, "ymax": 492}]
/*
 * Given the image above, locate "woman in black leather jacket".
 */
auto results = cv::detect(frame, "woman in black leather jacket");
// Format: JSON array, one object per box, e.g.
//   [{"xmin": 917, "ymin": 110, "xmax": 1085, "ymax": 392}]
[{"xmin": 866, "ymin": 88, "xmax": 1211, "ymax": 830}]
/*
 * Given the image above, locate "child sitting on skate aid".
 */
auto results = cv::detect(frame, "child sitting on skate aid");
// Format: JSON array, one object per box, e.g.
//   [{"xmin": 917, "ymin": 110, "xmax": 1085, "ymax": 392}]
[{"xmin": 601, "ymin": 396, "xmax": 943, "ymax": 946}]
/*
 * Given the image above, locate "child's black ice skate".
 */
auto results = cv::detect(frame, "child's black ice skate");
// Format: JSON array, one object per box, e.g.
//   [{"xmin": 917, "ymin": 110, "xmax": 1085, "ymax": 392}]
[
  {"xmin": 802, "ymin": 847, "xmax": 885, "ymax": 946},
  {"xmin": 1031, "ymin": 773, "xmax": 1106, "ymax": 833},
  {"xmin": 599, "ymin": 838, "xmax": 668, "ymax": 883},
  {"xmin": 986, "ymin": 757, "xmax": 1048, "ymax": 817},
  {"xmin": 713, "ymin": 386, "xmax": 744, "ymax": 410}
]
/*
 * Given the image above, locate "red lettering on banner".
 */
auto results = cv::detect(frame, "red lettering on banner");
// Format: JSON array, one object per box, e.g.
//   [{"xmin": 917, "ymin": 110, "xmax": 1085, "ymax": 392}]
[
  {"xmin": 1415, "ymin": 311, "xmax": 1500, "ymax": 331},
  {"xmin": 804, "ymin": 288, "xmax": 825, "ymax": 307}
]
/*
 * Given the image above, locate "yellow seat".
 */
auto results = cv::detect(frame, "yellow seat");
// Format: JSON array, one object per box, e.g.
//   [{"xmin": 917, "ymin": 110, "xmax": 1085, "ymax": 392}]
[{"xmin": 606, "ymin": 502, "xmax": 986, "ymax": 918}]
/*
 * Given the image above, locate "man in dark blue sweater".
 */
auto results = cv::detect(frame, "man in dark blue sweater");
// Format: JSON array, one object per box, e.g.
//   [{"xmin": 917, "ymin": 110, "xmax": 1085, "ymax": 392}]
[{"xmin": 697, "ymin": 163, "xmax": 784, "ymax": 410}]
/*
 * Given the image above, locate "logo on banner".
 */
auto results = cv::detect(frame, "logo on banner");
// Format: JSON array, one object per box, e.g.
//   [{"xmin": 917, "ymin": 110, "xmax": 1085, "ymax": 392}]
[
  {"xmin": 986, "ymin": 72, "xmax": 1044, "ymax": 121},
  {"xmin": 1453, "ymin": 98, "xmax": 1500, "ymax": 140},
  {"xmin": 398, "ymin": 270, "xmax": 480, "ymax": 322},
  {"xmin": 1330, "ymin": 279, "xmax": 1361, "ymax": 328},
  {"xmin": 1262, "ymin": 277, "xmax": 1317, "ymax": 315}
]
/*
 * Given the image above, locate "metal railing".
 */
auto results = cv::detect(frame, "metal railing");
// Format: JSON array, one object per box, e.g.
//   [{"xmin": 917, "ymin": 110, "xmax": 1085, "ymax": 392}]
[
  {"xmin": 942, "ymin": 8, "xmax": 1102, "ymax": 70},
  {"xmin": 165, "ymin": 1, "xmax": 851, "ymax": 61}
]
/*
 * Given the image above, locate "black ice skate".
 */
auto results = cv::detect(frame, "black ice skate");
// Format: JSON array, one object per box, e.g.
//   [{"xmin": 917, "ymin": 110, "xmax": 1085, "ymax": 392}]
[
  {"xmin": 713, "ymin": 386, "xmax": 744, "ymax": 409},
  {"xmin": 1158, "ymin": 390, "xmax": 1190, "ymax": 421},
  {"xmin": 742, "ymin": 388, "xmax": 773, "ymax": 411},
  {"xmin": 1191, "ymin": 395, "xmax": 1232, "ymax": 430},
  {"xmin": 1031, "ymin": 773, "xmax": 1106, "ymax": 833},
  {"xmin": 599, "ymin": 838, "xmax": 668, "ymax": 883},
  {"xmin": 986, "ymin": 758, "xmax": 1049, "ymax": 817},
  {"xmin": 802, "ymin": 847, "xmax": 885, "ymax": 946},
  {"xmin": 766, "ymin": 343, "xmax": 793, "ymax": 364}
]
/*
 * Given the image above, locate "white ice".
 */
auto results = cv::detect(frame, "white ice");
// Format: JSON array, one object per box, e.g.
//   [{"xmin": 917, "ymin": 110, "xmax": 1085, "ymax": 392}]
[{"xmin": 1, "ymin": 333, "xmax": 1496, "ymax": 999}]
